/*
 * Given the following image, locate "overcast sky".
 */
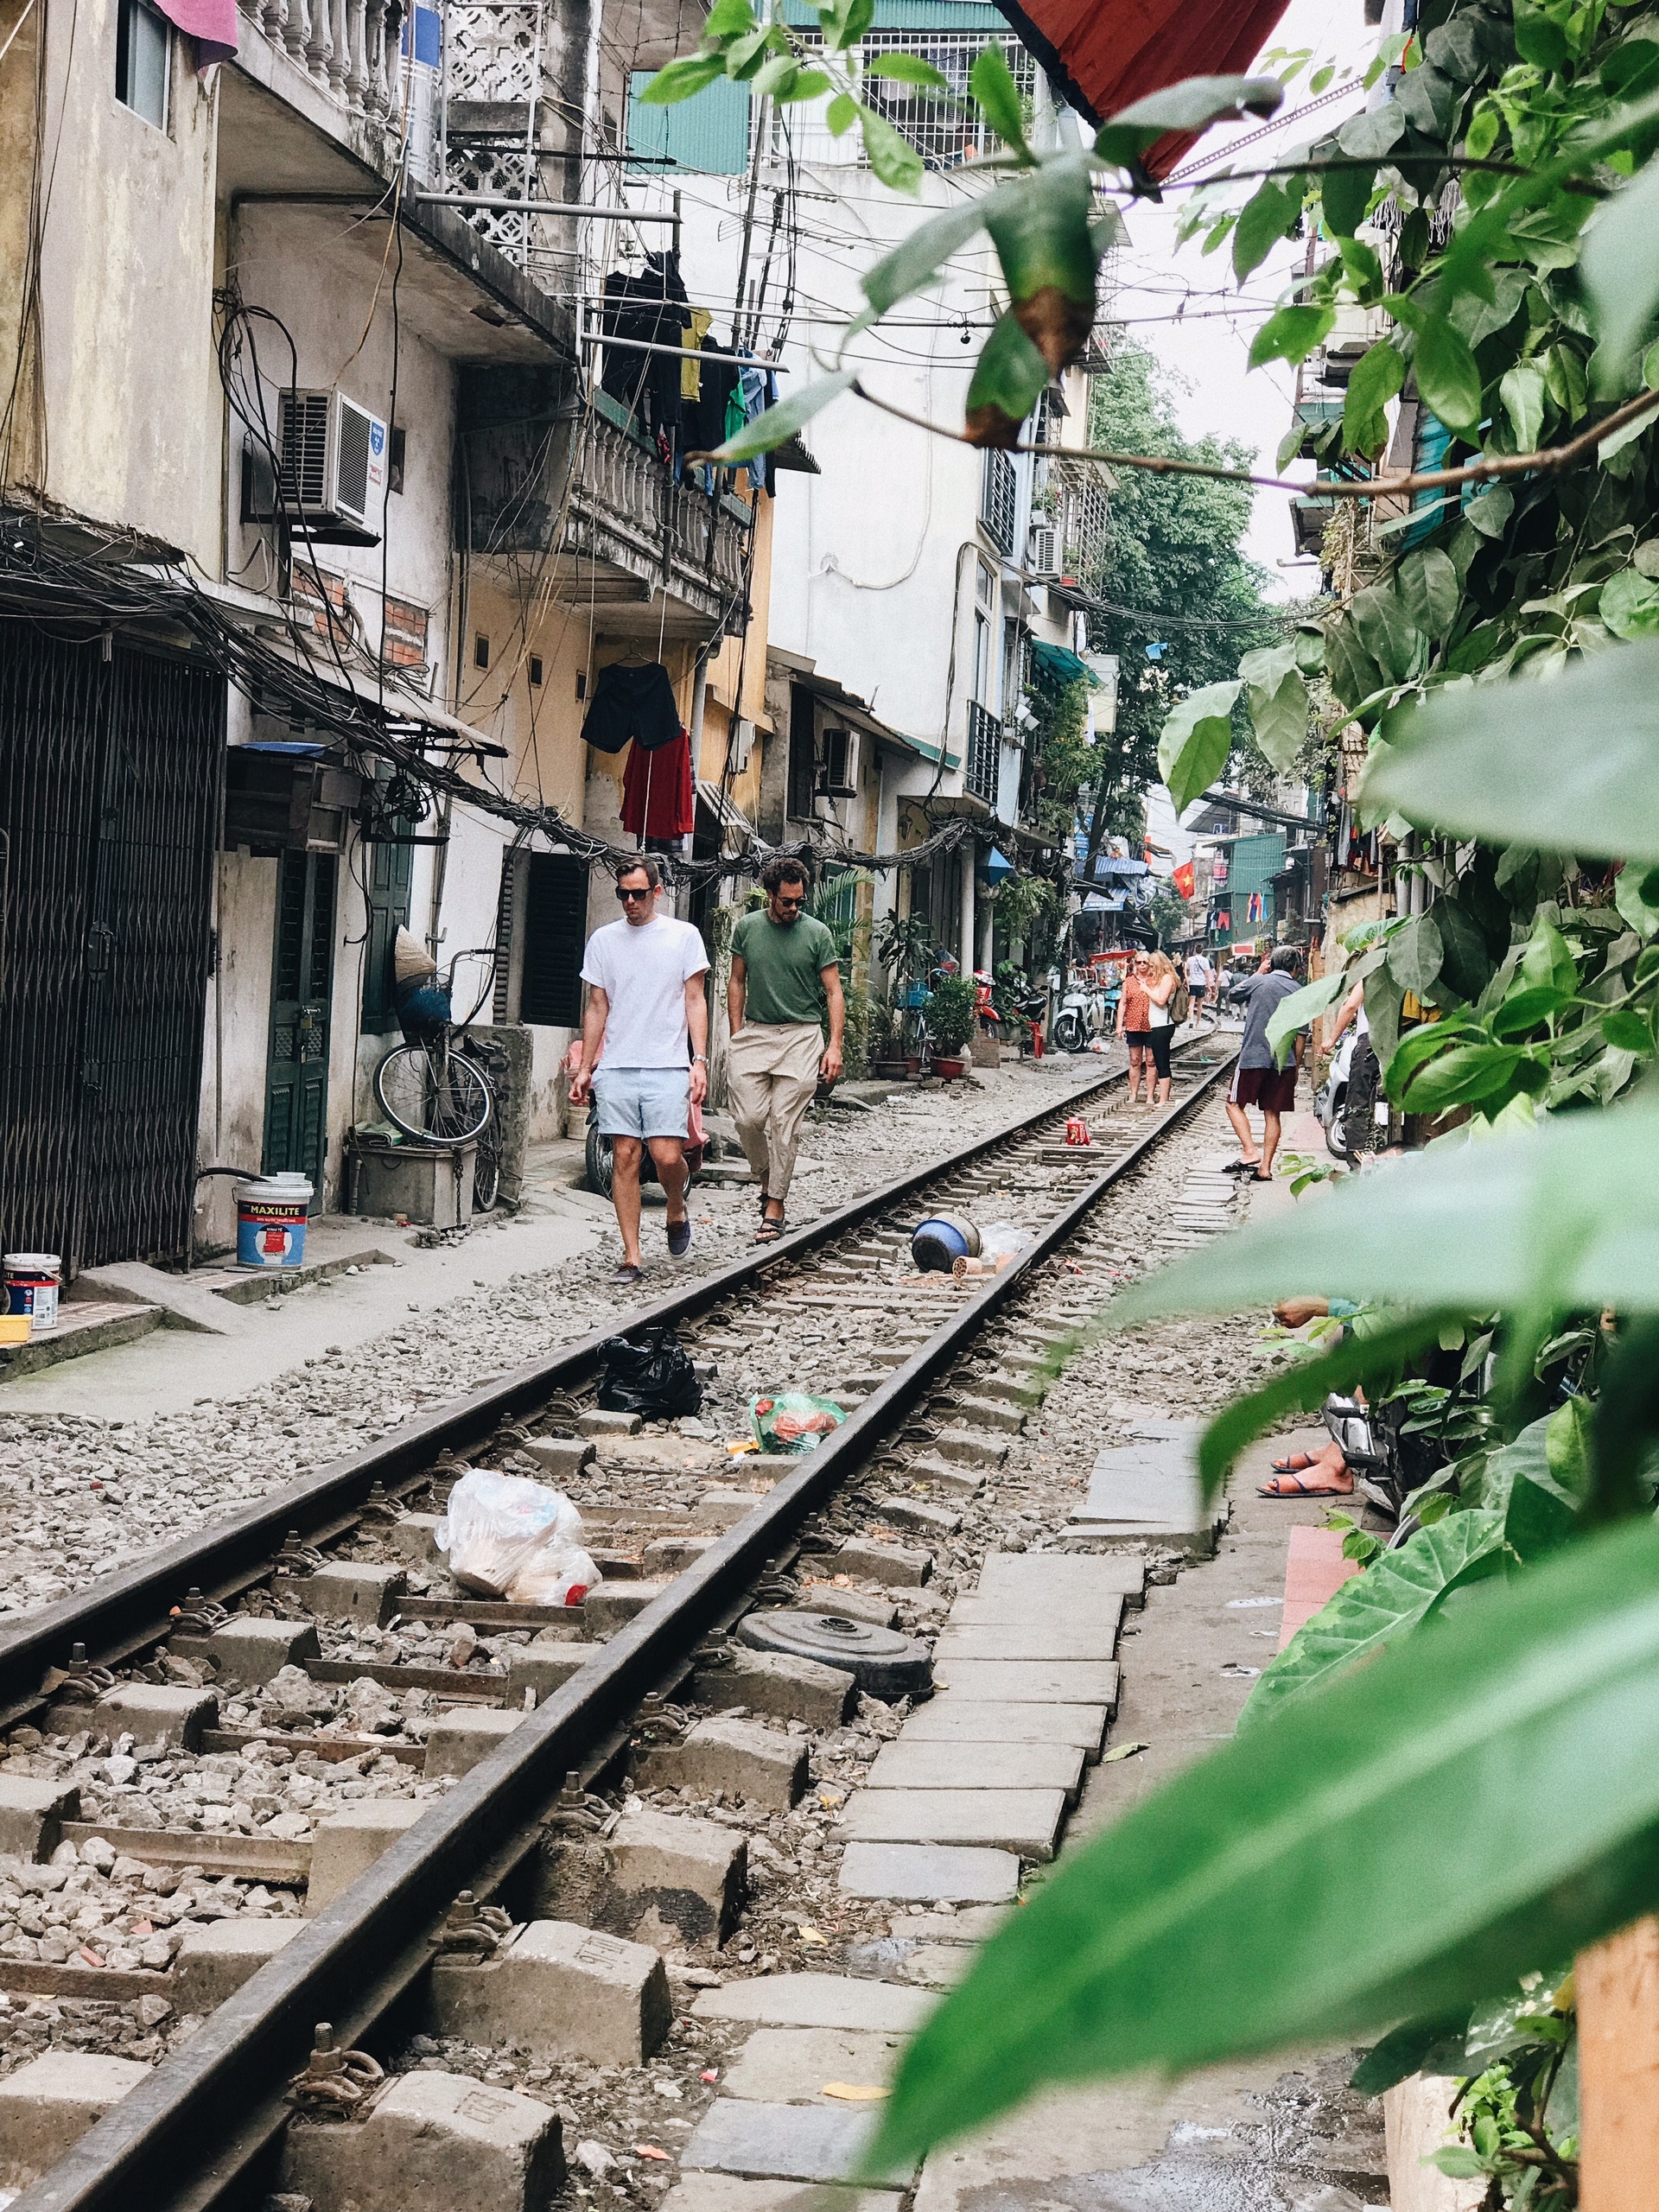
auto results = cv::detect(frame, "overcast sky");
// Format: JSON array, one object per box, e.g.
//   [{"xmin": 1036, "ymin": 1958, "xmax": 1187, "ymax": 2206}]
[{"xmin": 1123, "ymin": 0, "xmax": 1377, "ymax": 859}]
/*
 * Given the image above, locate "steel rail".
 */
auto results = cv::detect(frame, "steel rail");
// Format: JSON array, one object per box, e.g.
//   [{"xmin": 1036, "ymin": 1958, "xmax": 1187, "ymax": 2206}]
[
  {"xmin": 13, "ymin": 1052, "xmax": 1235, "ymax": 2212},
  {"xmin": 0, "ymin": 1050, "xmax": 1209, "ymax": 1726}
]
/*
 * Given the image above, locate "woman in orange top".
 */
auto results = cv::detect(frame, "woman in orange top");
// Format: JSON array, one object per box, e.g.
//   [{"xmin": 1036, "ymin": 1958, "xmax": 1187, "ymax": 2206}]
[{"xmin": 1116, "ymin": 953, "xmax": 1153, "ymax": 1102}]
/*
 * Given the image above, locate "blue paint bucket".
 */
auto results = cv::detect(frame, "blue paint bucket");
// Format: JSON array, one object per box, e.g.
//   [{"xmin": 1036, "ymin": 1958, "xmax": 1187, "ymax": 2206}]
[
  {"xmin": 911, "ymin": 1212, "xmax": 981, "ymax": 1274},
  {"xmin": 236, "ymin": 1175, "xmax": 313, "ymax": 1268}
]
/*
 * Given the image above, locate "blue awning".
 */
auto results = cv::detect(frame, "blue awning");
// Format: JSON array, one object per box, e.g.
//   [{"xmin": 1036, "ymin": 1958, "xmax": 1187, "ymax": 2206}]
[{"xmin": 1081, "ymin": 893, "xmax": 1125, "ymax": 912}]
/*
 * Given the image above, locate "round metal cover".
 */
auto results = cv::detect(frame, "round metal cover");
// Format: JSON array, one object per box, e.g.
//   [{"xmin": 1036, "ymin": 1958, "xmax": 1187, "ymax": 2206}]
[{"xmin": 737, "ymin": 1609, "xmax": 931, "ymax": 1700}]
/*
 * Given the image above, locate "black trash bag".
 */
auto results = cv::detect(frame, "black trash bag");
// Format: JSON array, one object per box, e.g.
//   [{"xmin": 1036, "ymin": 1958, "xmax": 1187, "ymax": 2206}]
[{"xmin": 597, "ymin": 1326, "xmax": 702, "ymax": 1419}]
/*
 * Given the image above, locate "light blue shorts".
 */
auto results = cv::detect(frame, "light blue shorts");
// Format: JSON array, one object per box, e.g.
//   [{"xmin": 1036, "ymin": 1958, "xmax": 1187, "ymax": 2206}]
[{"xmin": 593, "ymin": 1066, "xmax": 690, "ymax": 1141}]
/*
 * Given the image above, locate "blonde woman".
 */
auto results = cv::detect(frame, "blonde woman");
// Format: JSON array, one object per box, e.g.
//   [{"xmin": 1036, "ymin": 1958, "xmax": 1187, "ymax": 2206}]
[{"xmin": 1141, "ymin": 951, "xmax": 1179, "ymax": 1103}]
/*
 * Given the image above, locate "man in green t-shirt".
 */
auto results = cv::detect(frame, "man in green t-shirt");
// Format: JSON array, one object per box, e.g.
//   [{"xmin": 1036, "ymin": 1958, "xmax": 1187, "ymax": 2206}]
[{"xmin": 727, "ymin": 857, "xmax": 846, "ymax": 1241}]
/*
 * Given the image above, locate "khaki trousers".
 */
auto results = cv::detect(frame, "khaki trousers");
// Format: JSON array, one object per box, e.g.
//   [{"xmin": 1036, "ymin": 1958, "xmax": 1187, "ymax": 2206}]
[{"xmin": 728, "ymin": 1020, "xmax": 823, "ymax": 1205}]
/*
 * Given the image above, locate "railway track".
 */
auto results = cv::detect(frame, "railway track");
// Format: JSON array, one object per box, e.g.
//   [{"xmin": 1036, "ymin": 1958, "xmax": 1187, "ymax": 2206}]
[{"xmin": 0, "ymin": 1039, "xmax": 1237, "ymax": 2212}]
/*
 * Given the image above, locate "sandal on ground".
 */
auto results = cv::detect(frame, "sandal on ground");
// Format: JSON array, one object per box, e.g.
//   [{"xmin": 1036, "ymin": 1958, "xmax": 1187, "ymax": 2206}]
[
  {"xmin": 1222, "ymin": 1159, "xmax": 1260, "ymax": 1175},
  {"xmin": 1251, "ymin": 1171, "xmax": 1274, "ymax": 1183},
  {"xmin": 754, "ymin": 1213, "xmax": 786, "ymax": 1243},
  {"xmin": 1257, "ymin": 1470, "xmax": 1354, "ymax": 1497},
  {"xmin": 1270, "ymin": 1452, "xmax": 1321, "ymax": 1475}
]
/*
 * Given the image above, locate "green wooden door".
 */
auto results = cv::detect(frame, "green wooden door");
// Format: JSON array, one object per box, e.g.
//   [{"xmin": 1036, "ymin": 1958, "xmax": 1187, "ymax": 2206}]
[{"xmin": 264, "ymin": 849, "xmax": 336, "ymax": 1185}]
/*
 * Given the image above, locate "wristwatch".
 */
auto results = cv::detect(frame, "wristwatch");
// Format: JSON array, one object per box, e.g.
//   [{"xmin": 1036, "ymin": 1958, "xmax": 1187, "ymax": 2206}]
[{"xmin": 692, "ymin": 1053, "xmax": 708, "ymax": 1063}]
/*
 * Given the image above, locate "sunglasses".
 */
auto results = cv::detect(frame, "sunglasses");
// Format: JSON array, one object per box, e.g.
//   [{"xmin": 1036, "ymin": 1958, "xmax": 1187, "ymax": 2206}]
[
  {"xmin": 616, "ymin": 884, "xmax": 653, "ymax": 903},
  {"xmin": 773, "ymin": 893, "xmax": 805, "ymax": 909}
]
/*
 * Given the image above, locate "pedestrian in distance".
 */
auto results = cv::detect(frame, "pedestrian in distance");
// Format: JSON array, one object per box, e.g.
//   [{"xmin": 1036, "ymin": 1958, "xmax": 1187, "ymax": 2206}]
[
  {"xmin": 1141, "ymin": 950, "xmax": 1179, "ymax": 1103},
  {"xmin": 569, "ymin": 855, "xmax": 709, "ymax": 1284},
  {"xmin": 727, "ymin": 855, "xmax": 845, "ymax": 1243},
  {"xmin": 1185, "ymin": 948, "xmax": 1214, "ymax": 1026},
  {"xmin": 1224, "ymin": 944, "xmax": 1306, "ymax": 1183}
]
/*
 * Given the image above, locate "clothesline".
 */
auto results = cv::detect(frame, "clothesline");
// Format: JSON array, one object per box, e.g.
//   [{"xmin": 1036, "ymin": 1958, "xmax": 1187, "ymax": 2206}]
[{"xmin": 581, "ymin": 330, "xmax": 792, "ymax": 374}]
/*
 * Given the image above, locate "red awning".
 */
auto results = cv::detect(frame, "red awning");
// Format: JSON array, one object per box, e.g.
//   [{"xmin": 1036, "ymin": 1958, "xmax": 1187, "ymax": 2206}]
[{"xmin": 995, "ymin": 0, "xmax": 1293, "ymax": 174}]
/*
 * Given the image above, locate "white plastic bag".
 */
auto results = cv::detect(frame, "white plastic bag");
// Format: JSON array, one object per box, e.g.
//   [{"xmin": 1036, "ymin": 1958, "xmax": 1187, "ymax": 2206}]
[
  {"xmin": 506, "ymin": 1544, "xmax": 601, "ymax": 1608},
  {"xmin": 435, "ymin": 1468, "xmax": 586, "ymax": 1599},
  {"xmin": 977, "ymin": 1221, "xmax": 1032, "ymax": 1262}
]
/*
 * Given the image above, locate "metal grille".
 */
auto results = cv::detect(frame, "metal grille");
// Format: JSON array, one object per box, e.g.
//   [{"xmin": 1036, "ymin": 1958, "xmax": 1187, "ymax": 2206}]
[
  {"xmin": 777, "ymin": 32, "xmax": 1034, "ymax": 169},
  {"xmin": 278, "ymin": 392, "xmax": 331, "ymax": 509},
  {"xmin": 981, "ymin": 449, "xmax": 1016, "ymax": 556},
  {"xmin": 442, "ymin": 0, "xmax": 546, "ymax": 268},
  {"xmin": 964, "ymin": 699, "xmax": 1001, "ymax": 807},
  {"xmin": 0, "ymin": 632, "xmax": 221, "ymax": 1275}
]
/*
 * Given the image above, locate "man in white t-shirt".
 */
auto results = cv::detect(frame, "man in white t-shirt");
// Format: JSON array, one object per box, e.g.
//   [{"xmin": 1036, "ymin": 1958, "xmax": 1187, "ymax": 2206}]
[
  {"xmin": 569, "ymin": 855, "xmax": 709, "ymax": 1283},
  {"xmin": 1185, "ymin": 950, "xmax": 1214, "ymax": 1025}
]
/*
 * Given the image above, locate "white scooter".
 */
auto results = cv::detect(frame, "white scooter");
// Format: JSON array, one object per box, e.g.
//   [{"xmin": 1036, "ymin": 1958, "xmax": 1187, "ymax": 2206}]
[{"xmin": 1314, "ymin": 1028, "xmax": 1356, "ymax": 1160}]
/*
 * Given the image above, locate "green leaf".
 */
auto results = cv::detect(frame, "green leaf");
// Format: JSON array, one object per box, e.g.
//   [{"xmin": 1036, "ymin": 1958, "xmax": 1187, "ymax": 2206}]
[
  {"xmin": 1232, "ymin": 179, "xmax": 1302, "ymax": 281},
  {"xmin": 857, "ymin": 102, "xmax": 924, "ymax": 191},
  {"xmin": 1337, "ymin": 100, "xmax": 1405, "ymax": 159},
  {"xmin": 963, "ymin": 310, "xmax": 1049, "ymax": 442},
  {"xmin": 1249, "ymin": 305, "xmax": 1336, "ymax": 372},
  {"xmin": 862, "ymin": 199, "xmax": 993, "ymax": 316},
  {"xmin": 1396, "ymin": 547, "xmax": 1459, "ymax": 637},
  {"xmin": 1108, "ymin": 1101, "xmax": 1659, "ymax": 1327},
  {"xmin": 1413, "ymin": 312, "xmax": 1484, "ymax": 435},
  {"xmin": 1499, "ymin": 361, "xmax": 1547, "ymax": 455},
  {"xmin": 702, "ymin": 0, "xmax": 754, "ymax": 33},
  {"xmin": 1598, "ymin": 569, "xmax": 1659, "ymax": 639},
  {"xmin": 1581, "ymin": 140, "xmax": 1659, "ymax": 384},
  {"xmin": 706, "ymin": 370, "xmax": 855, "ymax": 463},
  {"xmin": 1344, "ymin": 340, "xmax": 1405, "ymax": 453},
  {"xmin": 1387, "ymin": 911, "xmax": 1443, "ymax": 997},
  {"xmin": 1602, "ymin": 1008, "xmax": 1653, "ymax": 1054},
  {"xmin": 1489, "ymin": 984, "xmax": 1572, "ymax": 1039},
  {"xmin": 864, "ymin": 51, "xmax": 950, "ymax": 88},
  {"xmin": 1158, "ymin": 680, "xmax": 1243, "ymax": 813},
  {"xmin": 1401, "ymin": 1042, "xmax": 1525, "ymax": 1112},
  {"xmin": 982, "ymin": 157, "xmax": 1100, "ymax": 372},
  {"xmin": 1238, "ymin": 642, "xmax": 1308, "ymax": 773},
  {"xmin": 639, "ymin": 51, "xmax": 728, "ymax": 103},
  {"xmin": 1361, "ymin": 642, "xmax": 1659, "ymax": 862},
  {"xmin": 1240, "ymin": 1512, "xmax": 1507, "ymax": 1732},
  {"xmin": 826, "ymin": 91, "xmax": 858, "ymax": 135},
  {"xmin": 1093, "ymin": 73, "xmax": 1284, "ymax": 168},
  {"xmin": 968, "ymin": 44, "xmax": 1030, "ymax": 157},
  {"xmin": 1321, "ymin": 156, "xmax": 1375, "ymax": 241},
  {"xmin": 752, "ymin": 53, "xmax": 799, "ymax": 97},
  {"xmin": 868, "ymin": 1516, "xmax": 1659, "ymax": 2169},
  {"xmin": 1615, "ymin": 861, "xmax": 1659, "ymax": 941},
  {"xmin": 1338, "ymin": 234, "xmax": 1384, "ymax": 298},
  {"xmin": 1262, "ymin": 968, "xmax": 1347, "ymax": 1065},
  {"xmin": 1430, "ymin": 2148, "xmax": 1490, "ymax": 2181}
]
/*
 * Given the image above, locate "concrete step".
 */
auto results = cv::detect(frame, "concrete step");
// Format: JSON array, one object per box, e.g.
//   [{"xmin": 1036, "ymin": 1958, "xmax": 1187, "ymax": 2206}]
[{"xmin": 841, "ymin": 1786, "xmax": 1067, "ymax": 1860}]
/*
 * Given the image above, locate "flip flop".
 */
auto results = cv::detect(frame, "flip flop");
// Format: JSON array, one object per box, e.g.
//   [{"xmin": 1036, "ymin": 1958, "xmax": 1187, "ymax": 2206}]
[
  {"xmin": 1222, "ymin": 1159, "xmax": 1261, "ymax": 1175},
  {"xmin": 1269, "ymin": 1452, "xmax": 1323, "ymax": 1475},
  {"xmin": 1257, "ymin": 1470, "xmax": 1354, "ymax": 1497},
  {"xmin": 1251, "ymin": 1171, "xmax": 1274, "ymax": 1183}
]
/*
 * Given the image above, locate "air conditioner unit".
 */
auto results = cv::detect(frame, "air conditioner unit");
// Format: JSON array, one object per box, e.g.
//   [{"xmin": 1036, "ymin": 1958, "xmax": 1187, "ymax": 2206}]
[
  {"xmin": 1027, "ymin": 524, "xmax": 1059, "ymax": 576},
  {"xmin": 819, "ymin": 725, "xmax": 859, "ymax": 797},
  {"xmin": 243, "ymin": 390, "xmax": 387, "ymax": 543}
]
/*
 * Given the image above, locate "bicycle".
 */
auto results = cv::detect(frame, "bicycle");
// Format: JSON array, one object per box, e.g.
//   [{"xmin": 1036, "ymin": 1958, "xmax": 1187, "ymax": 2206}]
[{"xmin": 373, "ymin": 957, "xmax": 507, "ymax": 1212}]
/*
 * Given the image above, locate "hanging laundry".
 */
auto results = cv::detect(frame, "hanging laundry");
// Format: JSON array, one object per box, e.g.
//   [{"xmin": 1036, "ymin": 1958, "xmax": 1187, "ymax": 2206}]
[
  {"xmin": 601, "ymin": 252, "xmax": 690, "ymax": 441},
  {"xmin": 621, "ymin": 728, "xmax": 696, "ymax": 839},
  {"xmin": 682, "ymin": 307, "xmax": 713, "ymax": 401},
  {"xmin": 582, "ymin": 662, "xmax": 683, "ymax": 754}
]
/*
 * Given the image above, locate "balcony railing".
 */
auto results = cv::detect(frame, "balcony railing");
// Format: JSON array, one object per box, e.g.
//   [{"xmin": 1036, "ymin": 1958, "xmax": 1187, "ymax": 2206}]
[
  {"xmin": 965, "ymin": 699, "xmax": 1001, "ymax": 808},
  {"xmin": 236, "ymin": 0, "xmax": 406, "ymax": 128}
]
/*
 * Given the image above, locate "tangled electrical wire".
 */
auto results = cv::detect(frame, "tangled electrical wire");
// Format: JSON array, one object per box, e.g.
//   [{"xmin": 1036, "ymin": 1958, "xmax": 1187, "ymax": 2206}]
[{"xmin": 0, "ymin": 488, "xmax": 989, "ymax": 892}]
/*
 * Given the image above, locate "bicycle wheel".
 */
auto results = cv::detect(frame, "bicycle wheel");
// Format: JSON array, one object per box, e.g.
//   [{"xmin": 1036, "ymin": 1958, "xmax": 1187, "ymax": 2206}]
[
  {"xmin": 376, "ymin": 1044, "xmax": 492, "ymax": 1144},
  {"xmin": 472, "ymin": 1129, "xmax": 501, "ymax": 1211}
]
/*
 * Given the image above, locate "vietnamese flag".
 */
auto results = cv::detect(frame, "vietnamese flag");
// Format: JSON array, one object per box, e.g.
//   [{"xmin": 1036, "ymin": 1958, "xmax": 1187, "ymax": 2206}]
[{"xmin": 1173, "ymin": 861, "xmax": 1195, "ymax": 899}]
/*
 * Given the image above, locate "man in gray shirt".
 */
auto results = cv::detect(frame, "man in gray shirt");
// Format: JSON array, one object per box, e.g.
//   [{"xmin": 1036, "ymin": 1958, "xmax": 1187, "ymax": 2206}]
[{"xmin": 1224, "ymin": 946, "xmax": 1305, "ymax": 1182}]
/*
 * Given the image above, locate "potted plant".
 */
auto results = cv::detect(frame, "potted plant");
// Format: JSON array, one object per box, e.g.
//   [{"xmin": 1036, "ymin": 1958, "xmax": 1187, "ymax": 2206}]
[
  {"xmin": 925, "ymin": 973, "xmax": 979, "ymax": 1077},
  {"xmin": 874, "ymin": 912, "xmax": 935, "ymax": 1078}
]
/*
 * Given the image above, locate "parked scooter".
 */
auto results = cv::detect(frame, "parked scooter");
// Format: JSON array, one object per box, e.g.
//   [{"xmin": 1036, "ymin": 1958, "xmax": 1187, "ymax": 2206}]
[
  {"xmin": 1052, "ymin": 967, "xmax": 1113, "ymax": 1054},
  {"xmin": 976, "ymin": 969, "xmax": 1051, "ymax": 1055},
  {"xmin": 1314, "ymin": 1028, "xmax": 1357, "ymax": 1160}
]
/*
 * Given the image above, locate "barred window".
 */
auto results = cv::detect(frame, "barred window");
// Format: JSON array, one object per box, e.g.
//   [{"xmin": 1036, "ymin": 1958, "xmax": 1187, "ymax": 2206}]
[{"xmin": 774, "ymin": 32, "xmax": 1036, "ymax": 171}]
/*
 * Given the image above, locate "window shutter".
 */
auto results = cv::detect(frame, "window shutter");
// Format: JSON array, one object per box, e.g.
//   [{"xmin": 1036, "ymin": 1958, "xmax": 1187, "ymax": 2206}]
[{"xmin": 520, "ymin": 854, "xmax": 588, "ymax": 1027}]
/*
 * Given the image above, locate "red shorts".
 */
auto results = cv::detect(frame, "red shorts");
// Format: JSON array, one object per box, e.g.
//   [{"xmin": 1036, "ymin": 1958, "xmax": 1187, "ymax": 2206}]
[{"xmin": 1230, "ymin": 1063, "xmax": 1297, "ymax": 1114}]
